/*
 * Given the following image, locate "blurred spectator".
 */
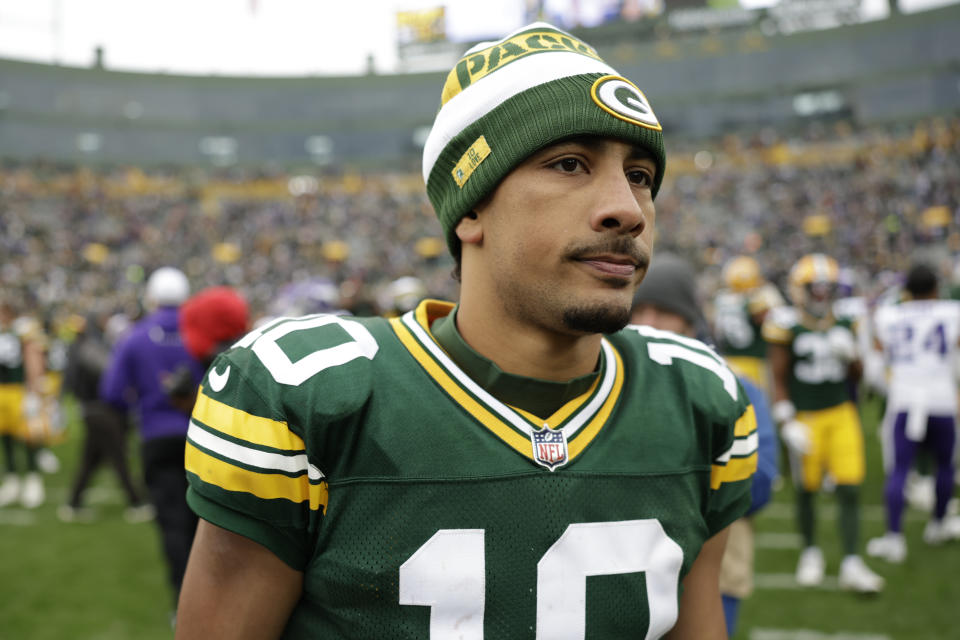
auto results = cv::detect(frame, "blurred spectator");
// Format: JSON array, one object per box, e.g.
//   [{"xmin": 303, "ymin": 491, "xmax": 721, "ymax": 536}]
[
  {"xmin": 59, "ymin": 310, "xmax": 153, "ymax": 523},
  {"xmin": 378, "ymin": 276, "xmax": 428, "ymax": 318},
  {"xmin": 166, "ymin": 286, "xmax": 250, "ymax": 414},
  {"xmin": 99, "ymin": 266, "xmax": 204, "ymax": 606},
  {"xmin": 1, "ymin": 117, "xmax": 956, "ymax": 334},
  {"xmin": 0, "ymin": 298, "xmax": 48, "ymax": 508},
  {"xmin": 180, "ymin": 286, "xmax": 250, "ymax": 366}
]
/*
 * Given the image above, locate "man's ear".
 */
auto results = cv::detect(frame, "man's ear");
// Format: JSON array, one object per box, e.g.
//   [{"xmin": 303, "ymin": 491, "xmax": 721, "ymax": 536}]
[{"xmin": 455, "ymin": 211, "xmax": 483, "ymax": 246}]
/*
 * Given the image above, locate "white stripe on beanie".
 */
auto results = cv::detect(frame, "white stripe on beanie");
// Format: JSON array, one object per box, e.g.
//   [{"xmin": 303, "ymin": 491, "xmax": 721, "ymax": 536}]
[{"xmin": 422, "ymin": 24, "xmax": 618, "ymax": 183}]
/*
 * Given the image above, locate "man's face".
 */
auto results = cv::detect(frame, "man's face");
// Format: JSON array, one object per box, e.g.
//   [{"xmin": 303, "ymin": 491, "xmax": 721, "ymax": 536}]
[
  {"xmin": 469, "ymin": 136, "xmax": 658, "ymax": 336},
  {"xmin": 804, "ymin": 281, "xmax": 837, "ymax": 317}
]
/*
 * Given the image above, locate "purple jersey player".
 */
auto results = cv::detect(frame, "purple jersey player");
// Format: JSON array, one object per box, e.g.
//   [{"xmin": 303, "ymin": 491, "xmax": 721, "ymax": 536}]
[{"xmin": 868, "ymin": 263, "xmax": 960, "ymax": 563}]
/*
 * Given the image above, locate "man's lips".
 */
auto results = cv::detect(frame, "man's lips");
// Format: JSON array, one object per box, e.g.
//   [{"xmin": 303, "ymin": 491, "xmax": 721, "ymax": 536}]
[{"xmin": 578, "ymin": 256, "xmax": 639, "ymax": 278}]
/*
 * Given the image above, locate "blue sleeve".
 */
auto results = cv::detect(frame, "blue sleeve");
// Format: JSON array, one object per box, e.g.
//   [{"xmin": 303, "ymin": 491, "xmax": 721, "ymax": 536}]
[
  {"xmin": 98, "ymin": 337, "xmax": 132, "ymax": 409},
  {"xmin": 740, "ymin": 377, "xmax": 779, "ymax": 515}
]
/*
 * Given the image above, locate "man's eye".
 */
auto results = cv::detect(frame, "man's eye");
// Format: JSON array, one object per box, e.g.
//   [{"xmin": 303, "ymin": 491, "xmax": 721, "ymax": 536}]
[
  {"xmin": 554, "ymin": 158, "xmax": 582, "ymax": 172},
  {"xmin": 627, "ymin": 170, "xmax": 653, "ymax": 187}
]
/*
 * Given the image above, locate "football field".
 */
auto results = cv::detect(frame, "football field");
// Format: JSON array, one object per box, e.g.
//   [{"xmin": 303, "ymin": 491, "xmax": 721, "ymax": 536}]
[
  {"xmin": 740, "ymin": 396, "xmax": 958, "ymax": 640},
  {"xmin": 0, "ymin": 396, "xmax": 956, "ymax": 639}
]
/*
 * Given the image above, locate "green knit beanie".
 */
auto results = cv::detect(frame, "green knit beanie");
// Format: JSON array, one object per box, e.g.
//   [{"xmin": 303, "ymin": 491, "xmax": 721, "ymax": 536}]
[{"xmin": 422, "ymin": 21, "xmax": 666, "ymax": 257}]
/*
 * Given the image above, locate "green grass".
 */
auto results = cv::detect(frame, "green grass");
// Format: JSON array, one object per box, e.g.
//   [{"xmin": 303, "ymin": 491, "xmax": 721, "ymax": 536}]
[
  {"xmin": 736, "ymin": 396, "xmax": 960, "ymax": 640},
  {"xmin": 0, "ymin": 401, "xmax": 174, "ymax": 640},
  {"xmin": 1, "ymin": 396, "xmax": 956, "ymax": 639}
]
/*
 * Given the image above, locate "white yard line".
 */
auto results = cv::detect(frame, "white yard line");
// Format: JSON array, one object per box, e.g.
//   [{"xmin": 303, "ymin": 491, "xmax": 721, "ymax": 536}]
[
  {"xmin": 0, "ymin": 510, "xmax": 37, "ymax": 526},
  {"xmin": 761, "ymin": 503, "xmax": 892, "ymax": 522},
  {"xmin": 751, "ymin": 628, "xmax": 891, "ymax": 640},
  {"xmin": 84, "ymin": 486, "xmax": 124, "ymax": 504},
  {"xmin": 753, "ymin": 573, "xmax": 839, "ymax": 591},
  {"xmin": 756, "ymin": 532, "xmax": 804, "ymax": 549}
]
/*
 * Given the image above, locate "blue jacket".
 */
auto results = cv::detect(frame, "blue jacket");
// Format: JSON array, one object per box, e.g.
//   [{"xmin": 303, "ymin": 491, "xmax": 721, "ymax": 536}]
[
  {"xmin": 739, "ymin": 376, "xmax": 779, "ymax": 515},
  {"xmin": 99, "ymin": 307, "xmax": 204, "ymax": 441}
]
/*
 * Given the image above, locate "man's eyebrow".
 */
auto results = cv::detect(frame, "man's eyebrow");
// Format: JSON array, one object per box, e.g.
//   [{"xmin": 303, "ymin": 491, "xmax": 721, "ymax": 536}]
[
  {"xmin": 627, "ymin": 145, "xmax": 656, "ymax": 162},
  {"xmin": 550, "ymin": 136, "xmax": 655, "ymax": 161},
  {"xmin": 536, "ymin": 136, "xmax": 656, "ymax": 170}
]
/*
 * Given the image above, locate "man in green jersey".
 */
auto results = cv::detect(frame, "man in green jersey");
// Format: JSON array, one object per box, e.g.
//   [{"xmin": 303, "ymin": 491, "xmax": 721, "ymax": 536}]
[
  {"xmin": 176, "ymin": 21, "xmax": 757, "ymax": 639},
  {"xmin": 714, "ymin": 255, "xmax": 784, "ymax": 392},
  {"xmin": 763, "ymin": 253, "xmax": 884, "ymax": 593},
  {"xmin": 0, "ymin": 297, "xmax": 48, "ymax": 509}
]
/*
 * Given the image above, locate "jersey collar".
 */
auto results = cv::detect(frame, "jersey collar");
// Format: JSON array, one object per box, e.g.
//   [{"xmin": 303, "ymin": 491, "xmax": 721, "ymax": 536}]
[
  {"xmin": 390, "ymin": 300, "xmax": 625, "ymax": 469},
  {"xmin": 429, "ymin": 303, "xmax": 600, "ymax": 417}
]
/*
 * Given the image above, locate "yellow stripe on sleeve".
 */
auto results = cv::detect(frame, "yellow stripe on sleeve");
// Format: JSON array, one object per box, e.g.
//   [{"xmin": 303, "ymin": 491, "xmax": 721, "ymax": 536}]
[
  {"xmin": 735, "ymin": 404, "xmax": 757, "ymax": 438},
  {"xmin": 761, "ymin": 323, "xmax": 793, "ymax": 344},
  {"xmin": 185, "ymin": 441, "xmax": 328, "ymax": 512},
  {"xmin": 711, "ymin": 453, "xmax": 758, "ymax": 490},
  {"xmin": 192, "ymin": 388, "xmax": 305, "ymax": 452}
]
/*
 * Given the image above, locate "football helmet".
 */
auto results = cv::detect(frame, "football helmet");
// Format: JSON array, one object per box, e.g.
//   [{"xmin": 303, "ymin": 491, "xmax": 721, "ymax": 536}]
[
  {"xmin": 788, "ymin": 253, "xmax": 840, "ymax": 318},
  {"xmin": 380, "ymin": 277, "xmax": 427, "ymax": 316},
  {"xmin": 722, "ymin": 256, "xmax": 763, "ymax": 293},
  {"xmin": 145, "ymin": 267, "xmax": 190, "ymax": 308}
]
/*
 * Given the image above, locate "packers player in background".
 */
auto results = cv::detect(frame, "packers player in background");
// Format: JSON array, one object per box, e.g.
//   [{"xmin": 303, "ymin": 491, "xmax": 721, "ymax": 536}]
[
  {"xmin": 0, "ymin": 297, "xmax": 48, "ymax": 508},
  {"xmin": 29, "ymin": 314, "xmax": 67, "ymax": 475},
  {"xmin": 763, "ymin": 253, "xmax": 884, "ymax": 593},
  {"xmin": 176, "ymin": 22, "xmax": 756, "ymax": 639},
  {"xmin": 714, "ymin": 255, "xmax": 784, "ymax": 391}
]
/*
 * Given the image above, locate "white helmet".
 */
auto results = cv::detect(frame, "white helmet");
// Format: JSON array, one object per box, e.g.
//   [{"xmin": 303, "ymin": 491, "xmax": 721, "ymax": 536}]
[
  {"xmin": 145, "ymin": 267, "xmax": 190, "ymax": 308},
  {"xmin": 382, "ymin": 276, "xmax": 427, "ymax": 315}
]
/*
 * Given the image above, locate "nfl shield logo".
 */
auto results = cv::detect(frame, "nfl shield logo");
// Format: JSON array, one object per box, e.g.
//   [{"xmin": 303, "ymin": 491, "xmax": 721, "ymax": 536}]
[{"xmin": 531, "ymin": 426, "xmax": 568, "ymax": 471}]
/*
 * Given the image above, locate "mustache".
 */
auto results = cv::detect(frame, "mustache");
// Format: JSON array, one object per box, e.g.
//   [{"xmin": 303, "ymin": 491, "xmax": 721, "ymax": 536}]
[{"xmin": 567, "ymin": 238, "xmax": 650, "ymax": 269}]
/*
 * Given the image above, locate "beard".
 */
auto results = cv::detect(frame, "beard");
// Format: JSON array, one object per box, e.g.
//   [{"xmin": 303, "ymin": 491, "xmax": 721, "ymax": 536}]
[
  {"xmin": 556, "ymin": 237, "xmax": 648, "ymax": 334},
  {"xmin": 562, "ymin": 302, "xmax": 632, "ymax": 334},
  {"xmin": 493, "ymin": 235, "xmax": 648, "ymax": 337}
]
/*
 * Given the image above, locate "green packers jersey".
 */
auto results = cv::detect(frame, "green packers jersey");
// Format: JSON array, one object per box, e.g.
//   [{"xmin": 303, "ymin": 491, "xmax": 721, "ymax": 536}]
[
  {"xmin": 186, "ymin": 300, "xmax": 756, "ymax": 639},
  {"xmin": 761, "ymin": 306, "xmax": 855, "ymax": 411},
  {"xmin": 0, "ymin": 326, "xmax": 25, "ymax": 384},
  {"xmin": 714, "ymin": 291, "xmax": 766, "ymax": 359}
]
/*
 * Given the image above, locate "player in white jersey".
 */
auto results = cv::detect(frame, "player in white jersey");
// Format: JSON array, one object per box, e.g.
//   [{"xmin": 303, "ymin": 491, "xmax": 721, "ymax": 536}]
[{"xmin": 868, "ymin": 264, "xmax": 960, "ymax": 563}]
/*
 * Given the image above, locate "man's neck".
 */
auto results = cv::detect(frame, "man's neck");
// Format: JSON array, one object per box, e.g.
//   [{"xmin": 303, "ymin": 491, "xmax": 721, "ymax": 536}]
[{"xmin": 455, "ymin": 296, "xmax": 604, "ymax": 382}]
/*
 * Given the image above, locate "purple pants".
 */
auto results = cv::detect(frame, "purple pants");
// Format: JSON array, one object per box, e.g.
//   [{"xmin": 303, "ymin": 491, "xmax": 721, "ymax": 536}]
[{"xmin": 885, "ymin": 411, "xmax": 956, "ymax": 532}]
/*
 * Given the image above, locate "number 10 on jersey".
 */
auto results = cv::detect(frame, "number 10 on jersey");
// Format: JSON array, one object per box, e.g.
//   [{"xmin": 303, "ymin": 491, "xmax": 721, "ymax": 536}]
[{"xmin": 399, "ymin": 519, "xmax": 683, "ymax": 639}]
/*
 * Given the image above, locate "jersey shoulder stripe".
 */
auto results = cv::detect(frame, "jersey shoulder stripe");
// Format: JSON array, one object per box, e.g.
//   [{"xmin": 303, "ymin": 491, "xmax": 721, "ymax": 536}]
[
  {"xmin": 762, "ymin": 306, "xmax": 798, "ymax": 344},
  {"xmin": 711, "ymin": 404, "xmax": 758, "ymax": 489},
  {"xmin": 622, "ymin": 324, "xmax": 741, "ymax": 404},
  {"xmin": 615, "ymin": 325, "xmax": 757, "ymax": 489},
  {"xmin": 191, "ymin": 388, "xmax": 308, "ymax": 453},
  {"xmin": 186, "ymin": 341, "xmax": 334, "ymax": 513},
  {"xmin": 186, "ymin": 429, "xmax": 329, "ymax": 512}
]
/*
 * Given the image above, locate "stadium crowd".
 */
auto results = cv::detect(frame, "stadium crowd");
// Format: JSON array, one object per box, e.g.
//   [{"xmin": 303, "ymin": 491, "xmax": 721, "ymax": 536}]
[
  {"xmin": 1, "ymin": 115, "xmax": 958, "ymax": 335},
  {"xmin": 1, "ymin": 103, "xmax": 959, "ymax": 635}
]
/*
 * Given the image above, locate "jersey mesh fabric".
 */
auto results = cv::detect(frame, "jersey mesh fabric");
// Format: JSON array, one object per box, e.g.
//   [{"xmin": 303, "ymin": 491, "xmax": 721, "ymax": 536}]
[
  {"xmin": 185, "ymin": 305, "xmax": 755, "ymax": 639},
  {"xmin": 763, "ymin": 308, "xmax": 854, "ymax": 411},
  {"xmin": 0, "ymin": 327, "xmax": 25, "ymax": 384},
  {"xmin": 288, "ymin": 473, "xmax": 711, "ymax": 638}
]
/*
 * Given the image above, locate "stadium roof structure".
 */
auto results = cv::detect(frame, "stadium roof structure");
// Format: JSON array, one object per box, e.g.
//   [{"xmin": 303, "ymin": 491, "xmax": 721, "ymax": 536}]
[{"xmin": 0, "ymin": 3, "xmax": 957, "ymax": 167}]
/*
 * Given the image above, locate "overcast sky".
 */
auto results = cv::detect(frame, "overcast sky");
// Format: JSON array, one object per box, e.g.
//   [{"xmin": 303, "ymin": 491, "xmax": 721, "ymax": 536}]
[
  {"xmin": 0, "ymin": 0, "xmax": 955, "ymax": 76},
  {"xmin": 0, "ymin": 0, "xmax": 528, "ymax": 76}
]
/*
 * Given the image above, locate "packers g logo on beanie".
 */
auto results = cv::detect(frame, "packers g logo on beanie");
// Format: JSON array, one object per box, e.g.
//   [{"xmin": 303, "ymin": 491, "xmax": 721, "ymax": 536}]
[
  {"xmin": 590, "ymin": 75, "xmax": 660, "ymax": 129},
  {"xmin": 422, "ymin": 21, "xmax": 666, "ymax": 257}
]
